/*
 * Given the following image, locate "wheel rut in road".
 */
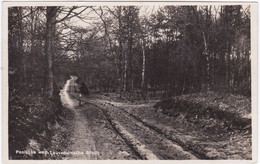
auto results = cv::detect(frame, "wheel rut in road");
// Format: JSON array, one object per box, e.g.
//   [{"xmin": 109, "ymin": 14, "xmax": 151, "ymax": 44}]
[
  {"xmin": 109, "ymin": 102, "xmax": 204, "ymax": 159},
  {"xmin": 79, "ymin": 102, "xmax": 141, "ymax": 159},
  {"xmin": 89, "ymin": 102, "xmax": 158, "ymax": 160},
  {"xmin": 88, "ymin": 100, "xmax": 198, "ymax": 160}
]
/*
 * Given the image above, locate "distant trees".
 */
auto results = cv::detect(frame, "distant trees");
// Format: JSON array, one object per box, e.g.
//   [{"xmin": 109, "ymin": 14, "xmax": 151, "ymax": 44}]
[{"xmin": 143, "ymin": 5, "xmax": 250, "ymax": 96}]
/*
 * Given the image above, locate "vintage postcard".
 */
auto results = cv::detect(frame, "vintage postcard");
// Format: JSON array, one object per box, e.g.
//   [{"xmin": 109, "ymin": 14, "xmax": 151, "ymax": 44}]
[{"xmin": 2, "ymin": 1, "xmax": 258, "ymax": 164}]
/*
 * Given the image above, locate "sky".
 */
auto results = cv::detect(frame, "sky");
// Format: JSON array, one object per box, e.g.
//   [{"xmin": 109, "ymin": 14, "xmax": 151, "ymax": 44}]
[{"xmin": 64, "ymin": 6, "xmax": 160, "ymax": 29}]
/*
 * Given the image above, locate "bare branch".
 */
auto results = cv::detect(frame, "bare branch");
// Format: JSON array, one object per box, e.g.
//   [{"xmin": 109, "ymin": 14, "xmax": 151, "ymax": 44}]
[
  {"xmin": 55, "ymin": 6, "xmax": 89, "ymax": 24},
  {"xmin": 22, "ymin": 7, "xmax": 39, "ymax": 19},
  {"xmin": 106, "ymin": 6, "xmax": 118, "ymax": 19}
]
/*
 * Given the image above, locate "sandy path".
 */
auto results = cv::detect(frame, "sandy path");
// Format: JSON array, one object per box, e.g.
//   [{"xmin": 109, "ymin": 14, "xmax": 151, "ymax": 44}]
[{"xmin": 60, "ymin": 76, "xmax": 99, "ymax": 159}]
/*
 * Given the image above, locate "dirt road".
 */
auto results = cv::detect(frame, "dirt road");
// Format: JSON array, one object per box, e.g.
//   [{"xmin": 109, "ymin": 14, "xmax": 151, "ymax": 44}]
[{"xmin": 58, "ymin": 77, "xmax": 198, "ymax": 160}]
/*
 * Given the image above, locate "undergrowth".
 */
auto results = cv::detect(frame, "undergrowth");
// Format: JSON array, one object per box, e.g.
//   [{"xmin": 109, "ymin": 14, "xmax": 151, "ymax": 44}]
[{"xmin": 8, "ymin": 87, "xmax": 65, "ymax": 159}]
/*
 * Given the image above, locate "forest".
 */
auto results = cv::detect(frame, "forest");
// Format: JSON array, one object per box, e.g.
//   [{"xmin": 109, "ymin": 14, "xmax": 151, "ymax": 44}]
[
  {"xmin": 8, "ymin": 5, "xmax": 252, "ymax": 160},
  {"xmin": 9, "ymin": 5, "xmax": 251, "ymax": 98}
]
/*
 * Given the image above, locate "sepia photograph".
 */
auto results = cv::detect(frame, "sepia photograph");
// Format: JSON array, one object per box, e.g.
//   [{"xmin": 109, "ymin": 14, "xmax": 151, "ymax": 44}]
[{"xmin": 2, "ymin": 1, "xmax": 257, "ymax": 163}]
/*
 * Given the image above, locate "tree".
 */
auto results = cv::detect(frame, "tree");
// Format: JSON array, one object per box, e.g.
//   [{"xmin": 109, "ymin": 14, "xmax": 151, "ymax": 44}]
[
  {"xmin": 44, "ymin": 6, "xmax": 90, "ymax": 98},
  {"xmin": 139, "ymin": 16, "xmax": 150, "ymax": 92},
  {"xmin": 44, "ymin": 7, "xmax": 57, "ymax": 98},
  {"xmin": 122, "ymin": 6, "xmax": 140, "ymax": 91},
  {"xmin": 107, "ymin": 6, "xmax": 124, "ymax": 91}
]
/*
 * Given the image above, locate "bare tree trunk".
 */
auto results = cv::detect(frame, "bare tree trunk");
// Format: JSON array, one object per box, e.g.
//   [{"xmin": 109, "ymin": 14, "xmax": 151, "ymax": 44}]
[
  {"xmin": 45, "ymin": 7, "xmax": 57, "ymax": 98},
  {"xmin": 202, "ymin": 31, "xmax": 210, "ymax": 92},
  {"xmin": 123, "ymin": 47, "xmax": 127, "ymax": 92},
  {"xmin": 17, "ymin": 7, "xmax": 26, "ymax": 81},
  {"xmin": 127, "ymin": 7, "xmax": 134, "ymax": 91},
  {"xmin": 118, "ymin": 7, "xmax": 123, "ymax": 91},
  {"xmin": 192, "ymin": 6, "xmax": 211, "ymax": 92},
  {"xmin": 30, "ymin": 7, "xmax": 35, "ymax": 71},
  {"xmin": 141, "ymin": 38, "xmax": 146, "ymax": 90},
  {"xmin": 226, "ymin": 44, "xmax": 231, "ymax": 91}
]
